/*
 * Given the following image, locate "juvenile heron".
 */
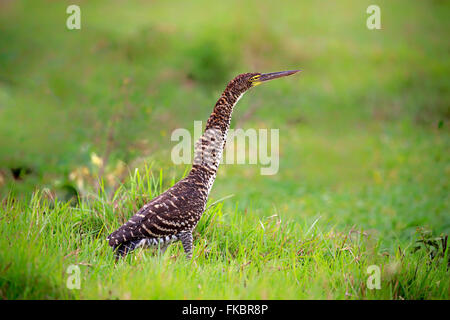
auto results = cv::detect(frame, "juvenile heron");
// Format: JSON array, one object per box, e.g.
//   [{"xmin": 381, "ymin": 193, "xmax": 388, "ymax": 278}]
[{"xmin": 107, "ymin": 70, "xmax": 301, "ymax": 259}]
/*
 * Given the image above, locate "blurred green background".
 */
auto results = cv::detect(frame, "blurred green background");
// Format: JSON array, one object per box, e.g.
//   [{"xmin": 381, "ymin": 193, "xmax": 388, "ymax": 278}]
[{"xmin": 0, "ymin": 0, "xmax": 449, "ymax": 243}]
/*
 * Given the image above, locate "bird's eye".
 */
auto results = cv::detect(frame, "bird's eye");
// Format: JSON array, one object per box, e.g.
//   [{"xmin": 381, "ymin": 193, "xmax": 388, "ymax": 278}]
[{"xmin": 249, "ymin": 75, "xmax": 260, "ymax": 82}]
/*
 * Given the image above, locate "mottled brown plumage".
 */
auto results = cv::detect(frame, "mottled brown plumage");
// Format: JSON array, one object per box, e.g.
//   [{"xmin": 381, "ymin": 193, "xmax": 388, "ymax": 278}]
[{"xmin": 107, "ymin": 70, "xmax": 300, "ymax": 259}]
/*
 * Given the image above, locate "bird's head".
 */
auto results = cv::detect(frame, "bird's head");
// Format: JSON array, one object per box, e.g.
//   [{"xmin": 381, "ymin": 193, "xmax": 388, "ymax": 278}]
[{"xmin": 228, "ymin": 70, "xmax": 301, "ymax": 94}]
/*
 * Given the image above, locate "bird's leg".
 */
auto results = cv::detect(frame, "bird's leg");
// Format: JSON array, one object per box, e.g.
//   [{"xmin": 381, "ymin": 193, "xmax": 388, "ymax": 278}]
[{"xmin": 178, "ymin": 232, "xmax": 193, "ymax": 259}]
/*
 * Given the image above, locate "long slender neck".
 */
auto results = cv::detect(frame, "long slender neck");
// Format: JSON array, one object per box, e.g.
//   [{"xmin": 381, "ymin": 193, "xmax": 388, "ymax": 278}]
[{"xmin": 189, "ymin": 88, "xmax": 244, "ymax": 190}]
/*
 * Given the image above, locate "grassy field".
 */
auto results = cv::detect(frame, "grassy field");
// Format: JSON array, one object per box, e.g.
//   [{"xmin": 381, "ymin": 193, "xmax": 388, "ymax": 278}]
[{"xmin": 0, "ymin": 0, "xmax": 449, "ymax": 299}]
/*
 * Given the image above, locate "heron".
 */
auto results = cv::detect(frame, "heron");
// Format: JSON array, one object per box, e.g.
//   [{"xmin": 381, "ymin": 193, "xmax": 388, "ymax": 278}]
[{"xmin": 107, "ymin": 70, "xmax": 301, "ymax": 259}]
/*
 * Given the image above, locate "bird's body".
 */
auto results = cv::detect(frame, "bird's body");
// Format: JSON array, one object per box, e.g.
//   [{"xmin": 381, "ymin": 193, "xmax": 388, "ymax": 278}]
[{"xmin": 107, "ymin": 70, "xmax": 300, "ymax": 259}]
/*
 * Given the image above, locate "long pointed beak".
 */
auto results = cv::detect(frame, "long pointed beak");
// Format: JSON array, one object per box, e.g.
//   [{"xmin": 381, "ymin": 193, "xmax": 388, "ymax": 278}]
[{"xmin": 259, "ymin": 70, "xmax": 301, "ymax": 82}]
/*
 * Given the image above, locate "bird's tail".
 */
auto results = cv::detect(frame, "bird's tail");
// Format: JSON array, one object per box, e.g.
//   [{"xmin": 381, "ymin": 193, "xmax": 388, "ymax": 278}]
[{"xmin": 111, "ymin": 239, "xmax": 142, "ymax": 259}]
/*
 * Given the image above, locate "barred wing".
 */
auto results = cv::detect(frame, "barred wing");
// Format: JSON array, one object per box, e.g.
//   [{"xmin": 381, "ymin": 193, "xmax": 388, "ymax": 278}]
[{"xmin": 107, "ymin": 179, "xmax": 204, "ymax": 247}]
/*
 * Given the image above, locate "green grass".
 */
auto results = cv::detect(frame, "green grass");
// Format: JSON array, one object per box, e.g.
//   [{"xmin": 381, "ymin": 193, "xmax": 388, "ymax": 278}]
[
  {"xmin": 0, "ymin": 168, "xmax": 448, "ymax": 299},
  {"xmin": 0, "ymin": 0, "xmax": 449, "ymax": 299}
]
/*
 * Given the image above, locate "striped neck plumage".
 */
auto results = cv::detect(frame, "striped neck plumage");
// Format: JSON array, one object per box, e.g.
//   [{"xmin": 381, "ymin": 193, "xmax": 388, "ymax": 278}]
[{"xmin": 190, "ymin": 90, "xmax": 244, "ymax": 185}]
